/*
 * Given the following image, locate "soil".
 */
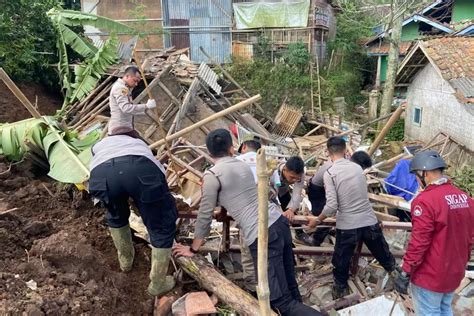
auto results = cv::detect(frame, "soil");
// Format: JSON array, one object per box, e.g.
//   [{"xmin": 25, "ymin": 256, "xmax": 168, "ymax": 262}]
[
  {"xmin": 0, "ymin": 81, "xmax": 62, "ymax": 123},
  {"xmin": 0, "ymin": 156, "xmax": 155, "ymax": 315}
]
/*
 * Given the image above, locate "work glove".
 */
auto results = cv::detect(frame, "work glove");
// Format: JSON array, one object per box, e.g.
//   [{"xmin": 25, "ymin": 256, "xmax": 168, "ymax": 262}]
[
  {"xmin": 393, "ymin": 269, "xmax": 410, "ymax": 294},
  {"xmin": 146, "ymin": 99, "xmax": 156, "ymax": 109}
]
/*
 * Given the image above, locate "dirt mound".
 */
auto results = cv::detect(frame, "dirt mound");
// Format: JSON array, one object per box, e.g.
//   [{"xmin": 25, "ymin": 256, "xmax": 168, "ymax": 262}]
[
  {"xmin": 0, "ymin": 81, "xmax": 62, "ymax": 123},
  {"xmin": 0, "ymin": 157, "xmax": 155, "ymax": 315}
]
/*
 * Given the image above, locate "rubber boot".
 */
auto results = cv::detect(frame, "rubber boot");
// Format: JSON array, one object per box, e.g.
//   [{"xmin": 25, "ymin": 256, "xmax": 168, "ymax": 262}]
[
  {"xmin": 147, "ymin": 247, "xmax": 176, "ymax": 297},
  {"xmin": 109, "ymin": 225, "xmax": 135, "ymax": 272},
  {"xmin": 332, "ymin": 282, "xmax": 350, "ymax": 299}
]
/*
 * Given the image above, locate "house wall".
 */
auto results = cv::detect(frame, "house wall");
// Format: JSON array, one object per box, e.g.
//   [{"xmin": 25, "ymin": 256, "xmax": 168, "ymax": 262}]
[
  {"xmin": 452, "ymin": 0, "xmax": 474, "ymax": 22},
  {"xmin": 401, "ymin": 22, "xmax": 419, "ymax": 41},
  {"xmin": 81, "ymin": 0, "xmax": 163, "ymax": 54},
  {"xmin": 405, "ymin": 63, "xmax": 474, "ymax": 151}
]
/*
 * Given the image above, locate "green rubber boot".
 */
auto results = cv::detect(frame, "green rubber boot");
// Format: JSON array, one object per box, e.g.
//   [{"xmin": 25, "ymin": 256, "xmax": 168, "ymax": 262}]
[
  {"xmin": 109, "ymin": 225, "xmax": 135, "ymax": 272},
  {"xmin": 147, "ymin": 247, "xmax": 176, "ymax": 297}
]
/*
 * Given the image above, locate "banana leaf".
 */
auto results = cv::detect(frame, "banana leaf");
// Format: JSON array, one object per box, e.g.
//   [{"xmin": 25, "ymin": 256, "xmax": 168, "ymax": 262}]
[
  {"xmin": 0, "ymin": 118, "xmax": 47, "ymax": 161},
  {"xmin": 0, "ymin": 117, "xmax": 98, "ymax": 184},
  {"xmin": 68, "ymin": 36, "xmax": 118, "ymax": 104},
  {"xmin": 47, "ymin": 9, "xmax": 135, "ymax": 34},
  {"xmin": 58, "ymin": 23, "xmax": 97, "ymax": 58}
]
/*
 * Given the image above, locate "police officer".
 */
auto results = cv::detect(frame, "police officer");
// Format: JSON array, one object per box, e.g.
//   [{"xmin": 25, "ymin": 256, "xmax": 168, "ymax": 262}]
[
  {"xmin": 308, "ymin": 137, "xmax": 397, "ymax": 298},
  {"xmin": 394, "ymin": 150, "xmax": 473, "ymax": 315},
  {"xmin": 108, "ymin": 66, "xmax": 157, "ymax": 136},
  {"xmin": 173, "ymin": 129, "xmax": 322, "ymax": 316},
  {"xmin": 88, "ymin": 128, "xmax": 177, "ymax": 297}
]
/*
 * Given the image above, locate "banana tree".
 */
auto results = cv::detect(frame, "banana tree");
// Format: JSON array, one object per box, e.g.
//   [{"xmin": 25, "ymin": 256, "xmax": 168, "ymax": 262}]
[
  {"xmin": 47, "ymin": 8, "xmax": 136, "ymax": 111},
  {"xmin": 0, "ymin": 116, "xmax": 99, "ymax": 184}
]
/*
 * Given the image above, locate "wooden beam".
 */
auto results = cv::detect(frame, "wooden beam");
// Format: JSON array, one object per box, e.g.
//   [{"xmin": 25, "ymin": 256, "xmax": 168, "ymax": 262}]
[
  {"xmin": 0, "ymin": 68, "xmax": 42, "ymax": 118},
  {"xmin": 149, "ymin": 95, "xmax": 261, "ymax": 149}
]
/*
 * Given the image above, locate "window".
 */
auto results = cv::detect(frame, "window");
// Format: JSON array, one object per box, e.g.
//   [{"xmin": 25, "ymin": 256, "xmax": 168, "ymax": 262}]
[{"xmin": 413, "ymin": 107, "xmax": 422, "ymax": 126}]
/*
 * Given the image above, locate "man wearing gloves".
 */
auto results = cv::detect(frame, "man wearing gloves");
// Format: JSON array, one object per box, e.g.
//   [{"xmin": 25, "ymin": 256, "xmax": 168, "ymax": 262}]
[
  {"xmin": 108, "ymin": 66, "xmax": 156, "ymax": 137},
  {"xmin": 394, "ymin": 150, "xmax": 473, "ymax": 315},
  {"xmin": 88, "ymin": 129, "xmax": 177, "ymax": 297}
]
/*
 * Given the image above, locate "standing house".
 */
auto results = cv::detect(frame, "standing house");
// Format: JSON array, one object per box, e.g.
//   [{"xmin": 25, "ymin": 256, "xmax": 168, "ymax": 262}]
[
  {"xmin": 231, "ymin": 0, "xmax": 338, "ymax": 63},
  {"xmin": 81, "ymin": 0, "xmax": 337, "ymax": 64},
  {"xmin": 396, "ymin": 37, "xmax": 474, "ymax": 151},
  {"xmin": 366, "ymin": 0, "xmax": 474, "ymax": 88}
]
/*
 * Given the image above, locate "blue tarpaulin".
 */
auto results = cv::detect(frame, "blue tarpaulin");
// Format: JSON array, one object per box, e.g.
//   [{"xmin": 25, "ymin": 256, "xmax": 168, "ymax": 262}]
[{"xmin": 385, "ymin": 160, "xmax": 418, "ymax": 201}]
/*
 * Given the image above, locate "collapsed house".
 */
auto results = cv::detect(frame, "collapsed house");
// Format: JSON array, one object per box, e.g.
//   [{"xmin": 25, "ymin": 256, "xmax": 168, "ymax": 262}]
[{"xmin": 1, "ymin": 42, "xmax": 473, "ymax": 313}]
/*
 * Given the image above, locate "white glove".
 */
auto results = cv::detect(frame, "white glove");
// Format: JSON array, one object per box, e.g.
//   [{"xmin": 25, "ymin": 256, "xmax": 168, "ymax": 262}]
[{"xmin": 146, "ymin": 99, "xmax": 156, "ymax": 109}]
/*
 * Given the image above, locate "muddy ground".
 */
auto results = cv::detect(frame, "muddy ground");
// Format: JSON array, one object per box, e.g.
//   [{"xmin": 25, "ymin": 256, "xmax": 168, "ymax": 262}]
[
  {"xmin": 0, "ymin": 157, "xmax": 156, "ymax": 315},
  {"xmin": 0, "ymin": 81, "xmax": 62, "ymax": 123}
]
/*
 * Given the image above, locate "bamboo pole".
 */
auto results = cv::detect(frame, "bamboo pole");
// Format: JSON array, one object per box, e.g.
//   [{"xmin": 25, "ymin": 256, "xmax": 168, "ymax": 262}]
[
  {"xmin": 0, "ymin": 68, "xmax": 42, "ymax": 118},
  {"xmin": 368, "ymin": 103, "xmax": 406, "ymax": 156},
  {"xmin": 149, "ymin": 94, "xmax": 261, "ymax": 149},
  {"xmin": 304, "ymin": 110, "xmax": 400, "ymax": 162},
  {"xmin": 256, "ymin": 148, "xmax": 271, "ymax": 316},
  {"xmin": 132, "ymin": 51, "xmax": 169, "ymax": 142}
]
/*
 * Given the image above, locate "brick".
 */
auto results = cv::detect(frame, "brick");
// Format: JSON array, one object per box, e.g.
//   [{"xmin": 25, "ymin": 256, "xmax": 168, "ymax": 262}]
[{"xmin": 184, "ymin": 292, "xmax": 217, "ymax": 316}]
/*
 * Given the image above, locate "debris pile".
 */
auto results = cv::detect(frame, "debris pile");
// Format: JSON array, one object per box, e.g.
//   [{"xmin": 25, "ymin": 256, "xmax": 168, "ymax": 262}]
[{"xmin": 0, "ymin": 45, "xmax": 473, "ymax": 315}]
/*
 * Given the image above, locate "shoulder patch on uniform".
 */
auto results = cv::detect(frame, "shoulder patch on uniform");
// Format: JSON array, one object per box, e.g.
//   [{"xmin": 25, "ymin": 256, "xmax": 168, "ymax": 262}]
[
  {"xmin": 413, "ymin": 205, "xmax": 423, "ymax": 217},
  {"xmin": 121, "ymin": 88, "xmax": 129, "ymax": 95}
]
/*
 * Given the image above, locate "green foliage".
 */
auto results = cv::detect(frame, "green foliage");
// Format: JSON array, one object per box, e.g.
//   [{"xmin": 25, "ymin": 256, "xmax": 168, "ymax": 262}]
[
  {"xmin": 47, "ymin": 8, "xmax": 136, "ymax": 110},
  {"xmin": 449, "ymin": 166, "xmax": 474, "ymax": 197},
  {"xmin": 227, "ymin": 58, "xmax": 312, "ymax": 117},
  {"xmin": 0, "ymin": 0, "xmax": 63, "ymax": 88},
  {"xmin": 0, "ymin": 116, "xmax": 98, "ymax": 183},
  {"xmin": 68, "ymin": 37, "xmax": 118, "ymax": 105},
  {"xmin": 385, "ymin": 119, "xmax": 405, "ymax": 141}
]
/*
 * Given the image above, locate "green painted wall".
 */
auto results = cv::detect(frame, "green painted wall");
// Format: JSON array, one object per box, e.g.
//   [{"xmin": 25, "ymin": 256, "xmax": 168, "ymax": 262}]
[
  {"xmin": 380, "ymin": 55, "xmax": 388, "ymax": 82},
  {"xmin": 401, "ymin": 22, "xmax": 420, "ymax": 41},
  {"xmin": 452, "ymin": 0, "xmax": 474, "ymax": 22}
]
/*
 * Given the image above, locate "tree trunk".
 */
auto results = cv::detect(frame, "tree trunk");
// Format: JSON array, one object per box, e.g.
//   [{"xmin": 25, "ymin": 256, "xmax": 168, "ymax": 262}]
[
  {"xmin": 175, "ymin": 255, "xmax": 276, "ymax": 316},
  {"xmin": 377, "ymin": 2, "xmax": 403, "ymax": 131}
]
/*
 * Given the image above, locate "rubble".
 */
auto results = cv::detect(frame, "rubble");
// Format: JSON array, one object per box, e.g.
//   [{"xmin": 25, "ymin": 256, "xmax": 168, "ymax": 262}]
[{"xmin": 1, "ymin": 42, "xmax": 473, "ymax": 315}]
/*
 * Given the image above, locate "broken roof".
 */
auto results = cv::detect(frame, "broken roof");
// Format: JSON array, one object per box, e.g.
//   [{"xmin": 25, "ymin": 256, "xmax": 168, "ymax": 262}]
[{"xmin": 396, "ymin": 36, "xmax": 474, "ymax": 104}]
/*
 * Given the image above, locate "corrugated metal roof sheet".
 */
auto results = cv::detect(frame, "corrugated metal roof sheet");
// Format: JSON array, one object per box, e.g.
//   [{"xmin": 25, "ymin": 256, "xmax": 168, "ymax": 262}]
[
  {"xmin": 162, "ymin": 0, "xmax": 232, "ymax": 63},
  {"xmin": 450, "ymin": 77, "xmax": 474, "ymax": 99},
  {"xmin": 198, "ymin": 63, "xmax": 222, "ymax": 94}
]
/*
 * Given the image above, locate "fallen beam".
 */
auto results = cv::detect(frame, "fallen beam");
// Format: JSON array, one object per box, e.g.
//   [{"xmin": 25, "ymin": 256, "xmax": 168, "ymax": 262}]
[
  {"xmin": 368, "ymin": 193, "xmax": 411, "ymax": 212},
  {"xmin": 149, "ymin": 94, "xmax": 261, "ymax": 149},
  {"xmin": 199, "ymin": 244, "xmax": 406, "ymax": 258},
  {"xmin": 176, "ymin": 210, "xmax": 411, "ymax": 230},
  {"xmin": 175, "ymin": 255, "xmax": 275, "ymax": 316},
  {"xmin": 0, "ymin": 68, "xmax": 42, "ymax": 118}
]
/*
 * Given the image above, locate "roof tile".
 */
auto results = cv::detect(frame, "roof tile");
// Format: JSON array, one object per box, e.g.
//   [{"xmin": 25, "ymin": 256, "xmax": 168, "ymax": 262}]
[{"xmin": 423, "ymin": 37, "xmax": 474, "ymax": 81}]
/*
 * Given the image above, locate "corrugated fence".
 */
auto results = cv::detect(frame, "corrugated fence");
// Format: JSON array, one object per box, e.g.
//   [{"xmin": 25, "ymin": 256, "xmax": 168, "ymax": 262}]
[{"xmin": 162, "ymin": 0, "xmax": 232, "ymax": 64}]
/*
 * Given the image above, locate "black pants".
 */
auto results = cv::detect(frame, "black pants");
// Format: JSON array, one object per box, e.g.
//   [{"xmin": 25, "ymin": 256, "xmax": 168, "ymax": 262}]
[
  {"xmin": 307, "ymin": 182, "xmax": 331, "ymax": 246},
  {"xmin": 332, "ymin": 223, "xmax": 395, "ymax": 287},
  {"xmin": 249, "ymin": 217, "xmax": 323, "ymax": 316},
  {"xmin": 89, "ymin": 155, "xmax": 177, "ymax": 248}
]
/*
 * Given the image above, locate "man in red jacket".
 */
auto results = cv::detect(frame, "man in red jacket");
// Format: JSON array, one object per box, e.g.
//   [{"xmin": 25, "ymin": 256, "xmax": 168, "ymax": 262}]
[{"xmin": 394, "ymin": 150, "xmax": 474, "ymax": 315}]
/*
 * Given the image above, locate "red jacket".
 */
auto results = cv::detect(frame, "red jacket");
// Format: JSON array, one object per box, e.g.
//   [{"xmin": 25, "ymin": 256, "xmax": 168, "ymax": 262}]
[{"xmin": 402, "ymin": 180, "xmax": 474, "ymax": 293}]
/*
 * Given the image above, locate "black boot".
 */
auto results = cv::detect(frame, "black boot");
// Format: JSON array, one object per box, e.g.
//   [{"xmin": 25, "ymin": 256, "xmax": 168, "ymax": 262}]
[{"xmin": 332, "ymin": 282, "xmax": 350, "ymax": 299}]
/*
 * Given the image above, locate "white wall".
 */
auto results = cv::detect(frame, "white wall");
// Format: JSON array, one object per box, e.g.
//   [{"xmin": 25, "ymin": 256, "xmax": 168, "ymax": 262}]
[{"xmin": 404, "ymin": 63, "xmax": 474, "ymax": 151}]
